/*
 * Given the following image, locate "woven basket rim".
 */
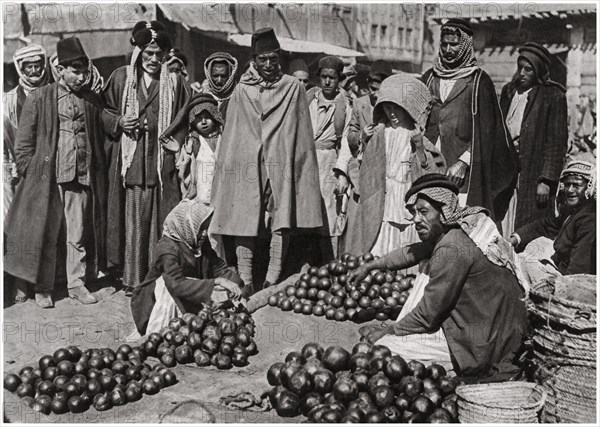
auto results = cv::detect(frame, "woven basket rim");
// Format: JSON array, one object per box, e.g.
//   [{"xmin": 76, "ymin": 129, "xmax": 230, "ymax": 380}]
[
  {"xmin": 538, "ymin": 355, "xmax": 598, "ymax": 368},
  {"xmin": 528, "ymin": 304, "xmax": 596, "ymax": 331},
  {"xmin": 531, "ymin": 278, "xmax": 597, "ymax": 313},
  {"xmin": 456, "ymin": 382, "xmax": 547, "ymax": 411}
]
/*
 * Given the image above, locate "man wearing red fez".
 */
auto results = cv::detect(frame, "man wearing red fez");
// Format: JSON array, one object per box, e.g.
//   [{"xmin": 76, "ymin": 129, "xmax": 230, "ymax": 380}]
[
  {"xmin": 102, "ymin": 21, "xmax": 190, "ymax": 293},
  {"xmin": 210, "ymin": 28, "xmax": 322, "ymax": 292},
  {"xmin": 499, "ymin": 42, "xmax": 568, "ymax": 234},
  {"xmin": 5, "ymin": 37, "xmax": 108, "ymax": 307},
  {"xmin": 421, "ymin": 18, "xmax": 518, "ymax": 225},
  {"xmin": 306, "ymin": 56, "xmax": 353, "ymax": 261}
]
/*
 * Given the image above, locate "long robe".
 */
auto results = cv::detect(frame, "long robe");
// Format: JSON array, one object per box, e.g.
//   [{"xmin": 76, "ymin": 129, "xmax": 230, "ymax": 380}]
[
  {"xmin": 306, "ymin": 87, "xmax": 352, "ymax": 237},
  {"xmin": 346, "ymin": 123, "xmax": 446, "ymax": 254},
  {"xmin": 102, "ymin": 66, "xmax": 189, "ymax": 269},
  {"xmin": 209, "ymin": 72, "xmax": 323, "ymax": 237},
  {"xmin": 4, "ymin": 86, "xmax": 27, "ymax": 217},
  {"xmin": 500, "ymin": 83, "xmax": 568, "ymax": 228},
  {"xmin": 4, "ymin": 83, "xmax": 108, "ymax": 287},
  {"xmin": 422, "ymin": 68, "xmax": 518, "ymax": 222}
]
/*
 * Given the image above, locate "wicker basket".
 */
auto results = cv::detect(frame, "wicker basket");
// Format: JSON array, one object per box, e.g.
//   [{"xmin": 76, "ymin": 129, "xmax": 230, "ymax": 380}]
[
  {"xmin": 456, "ymin": 382, "xmax": 546, "ymax": 423},
  {"xmin": 529, "ymin": 276, "xmax": 596, "ymax": 331},
  {"xmin": 533, "ymin": 357, "xmax": 597, "ymax": 424},
  {"xmin": 531, "ymin": 325, "xmax": 596, "ymax": 362},
  {"xmin": 528, "ymin": 275, "xmax": 597, "ymax": 424},
  {"xmin": 554, "ymin": 363, "xmax": 597, "ymax": 423}
]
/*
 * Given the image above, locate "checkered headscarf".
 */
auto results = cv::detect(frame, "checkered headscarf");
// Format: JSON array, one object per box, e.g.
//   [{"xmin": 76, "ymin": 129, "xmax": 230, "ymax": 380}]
[
  {"xmin": 559, "ymin": 160, "xmax": 596, "ymax": 200},
  {"xmin": 406, "ymin": 184, "xmax": 528, "ymax": 293},
  {"xmin": 163, "ymin": 200, "xmax": 214, "ymax": 256},
  {"xmin": 406, "ymin": 187, "xmax": 486, "ymax": 226},
  {"xmin": 433, "ymin": 25, "xmax": 478, "ymax": 79}
]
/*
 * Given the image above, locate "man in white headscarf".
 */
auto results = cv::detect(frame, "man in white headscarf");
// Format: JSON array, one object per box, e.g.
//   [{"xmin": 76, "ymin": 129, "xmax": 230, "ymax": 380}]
[
  {"xmin": 511, "ymin": 160, "xmax": 596, "ymax": 281},
  {"xmin": 201, "ymin": 51, "xmax": 239, "ymax": 119},
  {"xmin": 4, "ymin": 44, "xmax": 50, "ymax": 217}
]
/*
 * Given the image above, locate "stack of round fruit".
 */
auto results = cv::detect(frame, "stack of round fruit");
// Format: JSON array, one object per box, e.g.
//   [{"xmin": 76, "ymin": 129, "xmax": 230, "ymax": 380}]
[
  {"xmin": 4, "ymin": 344, "xmax": 177, "ymax": 415},
  {"xmin": 266, "ymin": 342, "xmax": 459, "ymax": 423},
  {"xmin": 139, "ymin": 305, "xmax": 258, "ymax": 371},
  {"xmin": 268, "ymin": 253, "xmax": 414, "ymax": 322}
]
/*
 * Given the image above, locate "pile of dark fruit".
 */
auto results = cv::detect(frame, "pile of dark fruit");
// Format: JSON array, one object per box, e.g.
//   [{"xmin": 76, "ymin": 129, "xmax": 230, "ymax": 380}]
[
  {"xmin": 268, "ymin": 253, "xmax": 414, "ymax": 323},
  {"xmin": 4, "ymin": 344, "xmax": 176, "ymax": 415},
  {"xmin": 139, "ymin": 304, "xmax": 258, "ymax": 370},
  {"xmin": 266, "ymin": 342, "xmax": 459, "ymax": 423}
]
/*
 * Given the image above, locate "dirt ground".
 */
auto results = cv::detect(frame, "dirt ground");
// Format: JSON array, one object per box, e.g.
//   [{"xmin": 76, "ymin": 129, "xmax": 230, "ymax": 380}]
[{"xmin": 3, "ymin": 268, "xmax": 380, "ymax": 423}]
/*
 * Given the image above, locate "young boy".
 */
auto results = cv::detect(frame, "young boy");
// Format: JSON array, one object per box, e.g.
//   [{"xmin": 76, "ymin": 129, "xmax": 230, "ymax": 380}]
[
  {"xmin": 4, "ymin": 37, "xmax": 108, "ymax": 308},
  {"xmin": 182, "ymin": 94, "xmax": 224, "ymax": 203},
  {"xmin": 163, "ymin": 93, "xmax": 223, "ymax": 204}
]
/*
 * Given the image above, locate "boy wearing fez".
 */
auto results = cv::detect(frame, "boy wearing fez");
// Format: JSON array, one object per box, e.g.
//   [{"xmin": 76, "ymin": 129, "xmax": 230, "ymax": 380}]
[{"xmin": 4, "ymin": 38, "xmax": 108, "ymax": 308}]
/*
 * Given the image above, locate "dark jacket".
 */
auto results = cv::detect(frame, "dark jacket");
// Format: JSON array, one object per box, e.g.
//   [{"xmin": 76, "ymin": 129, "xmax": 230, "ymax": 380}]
[
  {"xmin": 391, "ymin": 228, "xmax": 528, "ymax": 379},
  {"xmin": 4, "ymin": 83, "xmax": 108, "ymax": 287},
  {"xmin": 422, "ymin": 69, "xmax": 518, "ymax": 222},
  {"xmin": 131, "ymin": 237, "xmax": 244, "ymax": 335},
  {"xmin": 515, "ymin": 200, "xmax": 596, "ymax": 275},
  {"xmin": 500, "ymin": 83, "xmax": 568, "ymax": 228}
]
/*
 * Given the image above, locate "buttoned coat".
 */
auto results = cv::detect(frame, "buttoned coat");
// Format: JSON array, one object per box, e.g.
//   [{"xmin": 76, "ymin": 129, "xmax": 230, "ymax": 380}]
[{"xmin": 4, "ymin": 83, "xmax": 108, "ymax": 287}]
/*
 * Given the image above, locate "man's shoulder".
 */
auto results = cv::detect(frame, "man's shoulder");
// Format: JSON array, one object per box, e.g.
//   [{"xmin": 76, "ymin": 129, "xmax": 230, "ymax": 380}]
[
  {"xmin": 538, "ymin": 83, "xmax": 567, "ymax": 100},
  {"xmin": 105, "ymin": 66, "xmax": 128, "ymax": 85},
  {"xmin": 574, "ymin": 201, "xmax": 596, "ymax": 222},
  {"xmin": 306, "ymin": 86, "xmax": 320, "ymax": 100},
  {"xmin": 6, "ymin": 86, "xmax": 19, "ymax": 97},
  {"xmin": 433, "ymin": 228, "xmax": 477, "ymax": 259},
  {"xmin": 421, "ymin": 68, "xmax": 435, "ymax": 83},
  {"xmin": 279, "ymin": 74, "xmax": 298, "ymax": 85},
  {"xmin": 356, "ymin": 94, "xmax": 372, "ymax": 108},
  {"xmin": 28, "ymin": 83, "xmax": 56, "ymax": 100}
]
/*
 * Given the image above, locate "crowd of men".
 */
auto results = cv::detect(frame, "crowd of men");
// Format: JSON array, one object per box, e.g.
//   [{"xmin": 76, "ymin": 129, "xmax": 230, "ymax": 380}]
[{"xmin": 3, "ymin": 17, "xmax": 595, "ymax": 327}]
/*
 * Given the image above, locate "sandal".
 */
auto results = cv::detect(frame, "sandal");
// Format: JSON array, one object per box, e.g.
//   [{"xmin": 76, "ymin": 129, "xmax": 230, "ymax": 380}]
[
  {"xmin": 13, "ymin": 280, "xmax": 29, "ymax": 303},
  {"xmin": 14, "ymin": 290, "xmax": 28, "ymax": 303}
]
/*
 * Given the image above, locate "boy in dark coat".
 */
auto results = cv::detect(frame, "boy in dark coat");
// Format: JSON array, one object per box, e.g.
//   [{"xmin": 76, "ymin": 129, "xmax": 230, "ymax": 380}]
[{"xmin": 4, "ymin": 38, "xmax": 108, "ymax": 308}]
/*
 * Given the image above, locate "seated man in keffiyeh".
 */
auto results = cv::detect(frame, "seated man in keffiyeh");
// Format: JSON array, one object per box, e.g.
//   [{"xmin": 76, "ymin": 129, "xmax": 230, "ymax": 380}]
[
  {"xmin": 511, "ymin": 160, "xmax": 596, "ymax": 281},
  {"xmin": 348, "ymin": 174, "xmax": 528, "ymax": 382}
]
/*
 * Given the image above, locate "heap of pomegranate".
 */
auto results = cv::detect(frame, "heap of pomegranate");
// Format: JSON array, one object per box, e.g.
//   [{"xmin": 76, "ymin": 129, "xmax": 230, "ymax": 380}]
[
  {"xmin": 4, "ymin": 344, "xmax": 176, "ymax": 415},
  {"xmin": 266, "ymin": 342, "xmax": 458, "ymax": 423},
  {"xmin": 140, "ymin": 304, "xmax": 258, "ymax": 371},
  {"xmin": 268, "ymin": 253, "xmax": 414, "ymax": 322}
]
